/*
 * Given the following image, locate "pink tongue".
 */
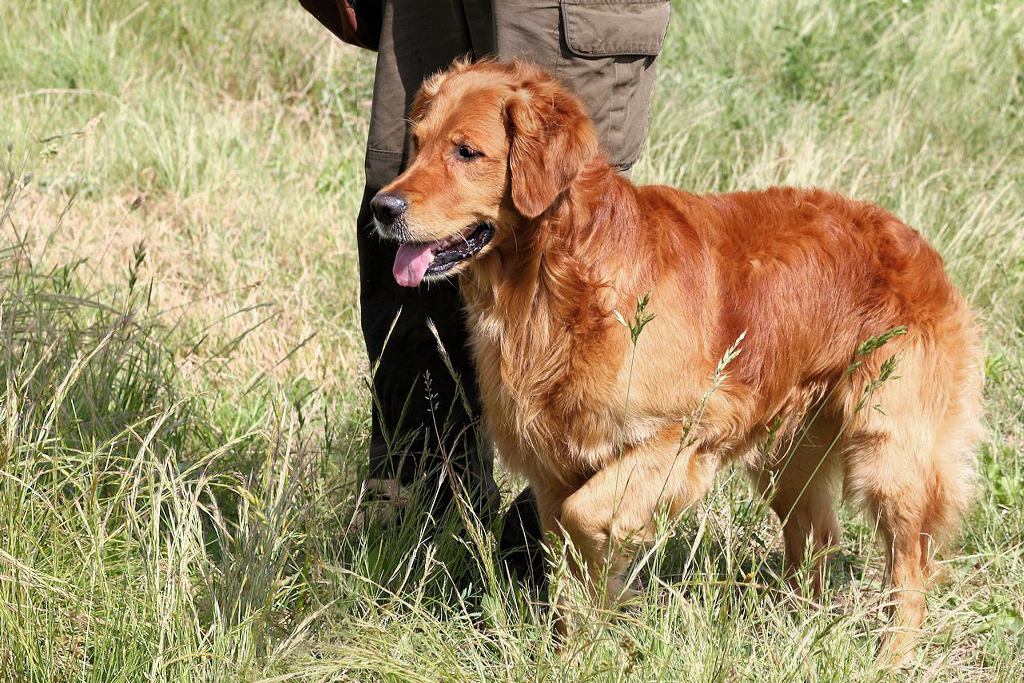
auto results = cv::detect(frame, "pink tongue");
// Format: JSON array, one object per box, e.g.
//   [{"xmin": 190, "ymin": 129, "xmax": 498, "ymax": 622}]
[{"xmin": 393, "ymin": 242, "xmax": 436, "ymax": 287}]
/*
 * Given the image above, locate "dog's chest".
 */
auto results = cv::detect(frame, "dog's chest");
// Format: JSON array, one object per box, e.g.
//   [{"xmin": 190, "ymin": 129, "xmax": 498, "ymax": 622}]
[{"xmin": 465, "ymin": 306, "xmax": 633, "ymax": 480}]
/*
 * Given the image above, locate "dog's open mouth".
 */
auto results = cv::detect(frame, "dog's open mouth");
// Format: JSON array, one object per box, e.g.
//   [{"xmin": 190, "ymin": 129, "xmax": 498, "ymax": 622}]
[{"xmin": 393, "ymin": 223, "xmax": 494, "ymax": 287}]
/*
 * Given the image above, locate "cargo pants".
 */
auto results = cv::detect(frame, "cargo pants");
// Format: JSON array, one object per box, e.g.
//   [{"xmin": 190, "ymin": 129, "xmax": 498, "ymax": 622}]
[{"xmin": 357, "ymin": 0, "xmax": 671, "ymax": 518}]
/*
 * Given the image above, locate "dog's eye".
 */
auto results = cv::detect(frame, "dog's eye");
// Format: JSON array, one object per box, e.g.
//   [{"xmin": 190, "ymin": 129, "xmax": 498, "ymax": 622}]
[{"xmin": 456, "ymin": 144, "xmax": 483, "ymax": 160}]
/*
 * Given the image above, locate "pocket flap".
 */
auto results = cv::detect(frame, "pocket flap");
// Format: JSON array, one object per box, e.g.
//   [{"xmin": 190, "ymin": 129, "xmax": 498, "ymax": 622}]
[{"xmin": 561, "ymin": 0, "xmax": 671, "ymax": 57}]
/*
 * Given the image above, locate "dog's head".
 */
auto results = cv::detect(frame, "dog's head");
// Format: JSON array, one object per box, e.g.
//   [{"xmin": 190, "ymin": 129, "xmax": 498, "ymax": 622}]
[{"xmin": 371, "ymin": 59, "xmax": 599, "ymax": 287}]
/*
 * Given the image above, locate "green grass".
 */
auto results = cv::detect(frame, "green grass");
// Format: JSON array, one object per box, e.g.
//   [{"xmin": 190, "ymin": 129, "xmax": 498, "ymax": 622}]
[{"xmin": 1, "ymin": 0, "xmax": 1023, "ymax": 680}]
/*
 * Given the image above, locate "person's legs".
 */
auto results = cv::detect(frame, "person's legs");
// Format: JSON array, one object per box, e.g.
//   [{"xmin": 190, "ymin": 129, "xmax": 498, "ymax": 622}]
[
  {"xmin": 358, "ymin": 0, "xmax": 669, "ymax": 543},
  {"xmin": 360, "ymin": 0, "xmax": 497, "ymax": 521}
]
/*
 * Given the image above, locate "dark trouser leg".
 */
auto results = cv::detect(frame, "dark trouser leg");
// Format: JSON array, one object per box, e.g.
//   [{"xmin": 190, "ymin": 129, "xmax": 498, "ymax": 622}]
[
  {"xmin": 360, "ymin": 0, "xmax": 496, "ymax": 520},
  {"xmin": 357, "ymin": 181, "xmax": 496, "ymax": 517},
  {"xmin": 358, "ymin": 0, "xmax": 665, "ymax": 531}
]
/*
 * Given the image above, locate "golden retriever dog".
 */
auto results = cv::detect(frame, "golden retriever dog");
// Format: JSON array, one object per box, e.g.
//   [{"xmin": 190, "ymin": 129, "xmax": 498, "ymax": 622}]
[{"xmin": 370, "ymin": 59, "xmax": 983, "ymax": 664}]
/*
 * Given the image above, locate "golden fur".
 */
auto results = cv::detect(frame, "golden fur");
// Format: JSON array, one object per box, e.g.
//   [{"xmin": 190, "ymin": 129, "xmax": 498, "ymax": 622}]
[{"xmin": 375, "ymin": 59, "xmax": 984, "ymax": 664}]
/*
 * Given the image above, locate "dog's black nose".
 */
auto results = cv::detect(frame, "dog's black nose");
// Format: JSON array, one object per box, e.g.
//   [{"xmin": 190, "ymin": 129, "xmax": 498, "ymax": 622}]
[{"xmin": 370, "ymin": 193, "xmax": 408, "ymax": 224}]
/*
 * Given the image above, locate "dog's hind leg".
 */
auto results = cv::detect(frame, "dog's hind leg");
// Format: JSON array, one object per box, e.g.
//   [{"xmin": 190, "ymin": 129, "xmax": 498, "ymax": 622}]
[
  {"xmin": 840, "ymin": 338, "xmax": 980, "ymax": 666},
  {"xmin": 750, "ymin": 416, "xmax": 842, "ymax": 596},
  {"xmin": 556, "ymin": 430, "xmax": 718, "ymax": 610},
  {"xmin": 843, "ymin": 401, "xmax": 934, "ymax": 664}
]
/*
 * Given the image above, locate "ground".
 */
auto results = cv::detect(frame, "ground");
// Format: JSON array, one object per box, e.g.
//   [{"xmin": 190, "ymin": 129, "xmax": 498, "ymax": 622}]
[{"xmin": 1, "ymin": 1, "xmax": 1022, "ymax": 681}]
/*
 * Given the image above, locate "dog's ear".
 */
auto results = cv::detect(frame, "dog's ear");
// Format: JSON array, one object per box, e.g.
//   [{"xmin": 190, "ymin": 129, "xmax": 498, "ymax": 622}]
[{"xmin": 506, "ymin": 78, "xmax": 599, "ymax": 219}]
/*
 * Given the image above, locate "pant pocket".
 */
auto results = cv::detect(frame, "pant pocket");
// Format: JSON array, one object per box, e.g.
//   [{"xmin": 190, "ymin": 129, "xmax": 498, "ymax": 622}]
[{"xmin": 557, "ymin": 0, "xmax": 671, "ymax": 170}]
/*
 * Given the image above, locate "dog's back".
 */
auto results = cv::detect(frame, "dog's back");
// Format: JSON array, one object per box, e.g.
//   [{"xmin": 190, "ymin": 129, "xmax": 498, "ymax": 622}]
[{"xmin": 631, "ymin": 183, "xmax": 984, "ymax": 661}]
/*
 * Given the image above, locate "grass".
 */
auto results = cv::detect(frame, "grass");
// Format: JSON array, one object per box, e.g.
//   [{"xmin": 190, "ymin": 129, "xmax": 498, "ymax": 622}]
[{"xmin": 1, "ymin": 0, "xmax": 1023, "ymax": 680}]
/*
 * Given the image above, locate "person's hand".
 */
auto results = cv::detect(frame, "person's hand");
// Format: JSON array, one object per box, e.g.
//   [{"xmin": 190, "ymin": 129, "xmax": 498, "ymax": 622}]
[{"xmin": 298, "ymin": 0, "xmax": 381, "ymax": 51}]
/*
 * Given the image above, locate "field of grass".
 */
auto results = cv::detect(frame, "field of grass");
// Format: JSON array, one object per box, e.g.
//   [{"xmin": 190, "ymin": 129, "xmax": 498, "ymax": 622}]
[{"xmin": 1, "ymin": 0, "xmax": 1022, "ymax": 680}]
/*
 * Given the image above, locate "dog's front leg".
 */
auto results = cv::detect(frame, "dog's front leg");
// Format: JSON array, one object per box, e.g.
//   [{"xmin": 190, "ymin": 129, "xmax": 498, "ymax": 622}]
[{"xmin": 552, "ymin": 430, "xmax": 718, "ymax": 632}]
